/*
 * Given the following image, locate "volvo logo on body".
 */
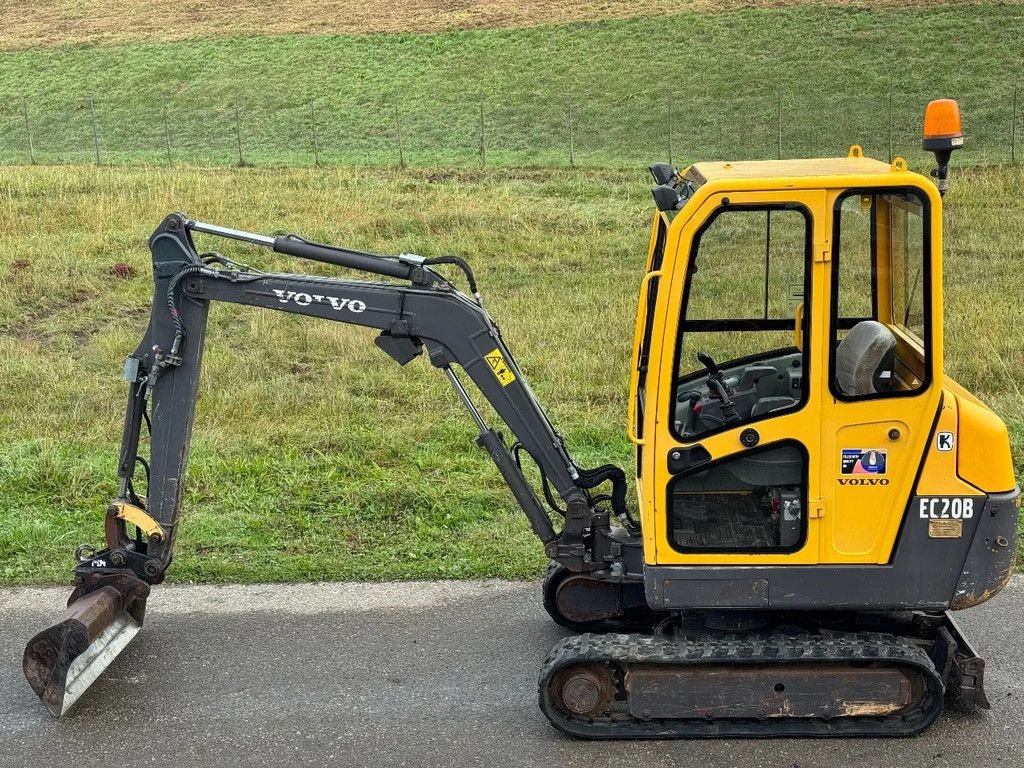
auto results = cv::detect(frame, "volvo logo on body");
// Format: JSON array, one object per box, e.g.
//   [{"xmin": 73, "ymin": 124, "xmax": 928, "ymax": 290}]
[
  {"xmin": 272, "ymin": 289, "xmax": 366, "ymax": 313},
  {"xmin": 837, "ymin": 477, "xmax": 890, "ymax": 486}
]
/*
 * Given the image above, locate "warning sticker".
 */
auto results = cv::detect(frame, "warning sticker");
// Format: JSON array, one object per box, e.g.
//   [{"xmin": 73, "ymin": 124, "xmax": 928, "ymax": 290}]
[
  {"xmin": 841, "ymin": 448, "xmax": 887, "ymax": 475},
  {"xmin": 485, "ymin": 348, "xmax": 516, "ymax": 387}
]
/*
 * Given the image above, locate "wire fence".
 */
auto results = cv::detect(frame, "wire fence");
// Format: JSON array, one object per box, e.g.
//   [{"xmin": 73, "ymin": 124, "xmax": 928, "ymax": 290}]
[{"xmin": 0, "ymin": 86, "xmax": 1020, "ymax": 170}]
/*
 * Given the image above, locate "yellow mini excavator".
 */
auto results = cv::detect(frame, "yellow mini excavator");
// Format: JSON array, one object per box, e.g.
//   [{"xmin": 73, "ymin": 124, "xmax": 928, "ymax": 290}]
[{"xmin": 24, "ymin": 99, "xmax": 1018, "ymax": 738}]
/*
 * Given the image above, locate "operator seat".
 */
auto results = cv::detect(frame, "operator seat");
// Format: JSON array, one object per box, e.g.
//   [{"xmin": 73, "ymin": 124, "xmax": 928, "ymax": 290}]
[{"xmin": 835, "ymin": 320, "xmax": 897, "ymax": 396}]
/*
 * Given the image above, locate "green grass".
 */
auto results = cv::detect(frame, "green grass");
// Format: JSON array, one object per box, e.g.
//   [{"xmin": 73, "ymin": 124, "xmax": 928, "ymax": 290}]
[
  {"xmin": 0, "ymin": 163, "xmax": 1021, "ymax": 585},
  {"xmin": 1, "ymin": 4, "xmax": 1023, "ymax": 168}
]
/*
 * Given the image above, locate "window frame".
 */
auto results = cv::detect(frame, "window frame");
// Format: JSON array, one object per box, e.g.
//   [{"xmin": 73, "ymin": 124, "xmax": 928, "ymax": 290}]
[
  {"xmin": 665, "ymin": 438, "xmax": 810, "ymax": 555},
  {"xmin": 834, "ymin": 193, "xmax": 880, "ymax": 327},
  {"xmin": 668, "ymin": 201, "xmax": 814, "ymax": 444},
  {"xmin": 634, "ymin": 214, "xmax": 669, "ymax": 478},
  {"xmin": 828, "ymin": 187, "xmax": 933, "ymax": 403}
]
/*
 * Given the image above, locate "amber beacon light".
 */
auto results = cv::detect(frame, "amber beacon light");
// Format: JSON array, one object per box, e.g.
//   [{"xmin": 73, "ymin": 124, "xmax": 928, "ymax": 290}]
[{"xmin": 922, "ymin": 98, "xmax": 963, "ymax": 195}]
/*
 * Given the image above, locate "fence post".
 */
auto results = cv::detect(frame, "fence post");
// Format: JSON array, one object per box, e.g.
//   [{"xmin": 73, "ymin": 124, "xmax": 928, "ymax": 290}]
[
  {"xmin": 1012, "ymin": 84, "xmax": 1019, "ymax": 165},
  {"xmin": 567, "ymin": 97, "xmax": 575, "ymax": 167},
  {"xmin": 234, "ymin": 104, "xmax": 244, "ymax": 166},
  {"xmin": 394, "ymin": 99, "xmax": 405, "ymax": 169},
  {"xmin": 162, "ymin": 97, "xmax": 173, "ymax": 167},
  {"xmin": 310, "ymin": 100, "xmax": 321, "ymax": 166},
  {"xmin": 478, "ymin": 95, "xmax": 486, "ymax": 169},
  {"xmin": 87, "ymin": 96, "xmax": 101, "ymax": 164},
  {"xmin": 888, "ymin": 88, "xmax": 895, "ymax": 163},
  {"xmin": 667, "ymin": 90, "xmax": 674, "ymax": 165},
  {"xmin": 776, "ymin": 87, "xmax": 783, "ymax": 160},
  {"xmin": 22, "ymin": 95, "xmax": 35, "ymax": 164}
]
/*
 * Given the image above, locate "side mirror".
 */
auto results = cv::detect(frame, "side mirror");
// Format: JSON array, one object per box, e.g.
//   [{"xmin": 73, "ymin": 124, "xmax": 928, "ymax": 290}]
[
  {"xmin": 649, "ymin": 162, "xmax": 678, "ymax": 186},
  {"xmin": 652, "ymin": 184, "xmax": 680, "ymax": 212}
]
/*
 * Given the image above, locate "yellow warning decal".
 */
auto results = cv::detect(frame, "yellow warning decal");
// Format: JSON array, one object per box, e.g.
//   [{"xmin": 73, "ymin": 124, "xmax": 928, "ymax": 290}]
[{"xmin": 485, "ymin": 348, "xmax": 516, "ymax": 386}]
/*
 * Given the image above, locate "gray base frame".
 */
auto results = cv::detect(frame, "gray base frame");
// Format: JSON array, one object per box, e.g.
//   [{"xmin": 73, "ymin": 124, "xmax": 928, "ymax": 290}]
[{"xmin": 645, "ymin": 489, "xmax": 1019, "ymax": 611}]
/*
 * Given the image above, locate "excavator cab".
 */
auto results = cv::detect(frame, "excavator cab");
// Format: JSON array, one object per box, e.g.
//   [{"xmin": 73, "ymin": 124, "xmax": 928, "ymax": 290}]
[{"xmin": 631, "ymin": 147, "xmax": 1016, "ymax": 603}]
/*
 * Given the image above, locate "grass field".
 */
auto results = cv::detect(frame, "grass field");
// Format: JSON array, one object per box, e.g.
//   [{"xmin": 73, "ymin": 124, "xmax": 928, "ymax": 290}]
[
  {"xmin": 0, "ymin": 1, "xmax": 1021, "ymax": 585},
  {"xmin": 0, "ymin": 163, "xmax": 1021, "ymax": 585},
  {"xmin": 1, "ymin": 3, "xmax": 1022, "ymax": 167}
]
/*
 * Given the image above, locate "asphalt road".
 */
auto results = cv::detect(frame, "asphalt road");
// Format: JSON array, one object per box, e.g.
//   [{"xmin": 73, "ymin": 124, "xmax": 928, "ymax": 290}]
[{"xmin": 1, "ymin": 577, "xmax": 1022, "ymax": 768}]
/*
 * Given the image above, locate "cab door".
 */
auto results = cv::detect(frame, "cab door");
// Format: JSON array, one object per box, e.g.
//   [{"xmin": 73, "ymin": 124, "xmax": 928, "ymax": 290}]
[
  {"xmin": 819, "ymin": 185, "xmax": 943, "ymax": 563},
  {"xmin": 640, "ymin": 189, "xmax": 829, "ymax": 567}
]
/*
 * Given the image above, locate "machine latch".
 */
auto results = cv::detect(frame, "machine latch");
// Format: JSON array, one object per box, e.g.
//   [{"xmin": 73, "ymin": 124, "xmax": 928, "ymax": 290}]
[{"xmin": 808, "ymin": 498, "xmax": 825, "ymax": 519}]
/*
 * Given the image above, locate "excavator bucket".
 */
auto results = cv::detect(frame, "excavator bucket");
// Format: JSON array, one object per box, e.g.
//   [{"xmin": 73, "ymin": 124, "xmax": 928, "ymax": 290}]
[{"xmin": 24, "ymin": 578, "xmax": 148, "ymax": 716}]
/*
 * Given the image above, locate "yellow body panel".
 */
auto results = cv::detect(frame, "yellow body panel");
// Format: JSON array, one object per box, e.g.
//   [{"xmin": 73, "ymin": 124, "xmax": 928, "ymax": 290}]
[
  {"xmin": 630, "ymin": 153, "xmax": 1015, "ymax": 568},
  {"xmin": 950, "ymin": 383, "xmax": 1018, "ymax": 494},
  {"xmin": 916, "ymin": 388, "xmax": 986, "ymax": 497}
]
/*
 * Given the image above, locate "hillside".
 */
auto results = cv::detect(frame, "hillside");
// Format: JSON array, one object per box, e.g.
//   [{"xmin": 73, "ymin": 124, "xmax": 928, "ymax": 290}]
[
  {"xmin": 0, "ymin": 3, "xmax": 1022, "ymax": 167},
  {"xmin": 4, "ymin": 1, "xmax": 1018, "ymax": 49}
]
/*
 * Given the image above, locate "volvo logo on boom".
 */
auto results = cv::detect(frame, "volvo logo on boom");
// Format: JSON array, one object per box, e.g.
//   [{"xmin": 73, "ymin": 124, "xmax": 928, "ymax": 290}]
[{"xmin": 271, "ymin": 289, "xmax": 366, "ymax": 313}]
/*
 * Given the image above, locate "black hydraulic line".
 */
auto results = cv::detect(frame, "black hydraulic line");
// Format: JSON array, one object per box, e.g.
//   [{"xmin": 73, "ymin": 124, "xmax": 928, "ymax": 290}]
[
  {"xmin": 443, "ymin": 367, "xmax": 558, "ymax": 542},
  {"xmin": 576, "ymin": 463, "xmax": 637, "ymax": 531},
  {"xmin": 423, "ymin": 255, "xmax": 479, "ymax": 297},
  {"xmin": 477, "ymin": 428, "xmax": 557, "ymax": 544},
  {"xmin": 512, "ymin": 442, "xmax": 567, "ymax": 516},
  {"xmin": 135, "ymin": 456, "xmax": 150, "ymax": 489}
]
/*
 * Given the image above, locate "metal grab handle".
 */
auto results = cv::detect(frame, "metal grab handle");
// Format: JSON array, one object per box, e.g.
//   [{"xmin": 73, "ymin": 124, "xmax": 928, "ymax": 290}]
[{"xmin": 627, "ymin": 270, "xmax": 663, "ymax": 446}]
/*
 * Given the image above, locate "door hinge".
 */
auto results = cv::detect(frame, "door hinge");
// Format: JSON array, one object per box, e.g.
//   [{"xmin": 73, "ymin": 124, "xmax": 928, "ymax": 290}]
[{"xmin": 808, "ymin": 498, "xmax": 825, "ymax": 519}]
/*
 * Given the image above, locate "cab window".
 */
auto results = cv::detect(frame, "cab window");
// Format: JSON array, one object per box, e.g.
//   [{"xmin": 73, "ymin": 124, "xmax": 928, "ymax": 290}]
[
  {"xmin": 671, "ymin": 204, "xmax": 811, "ymax": 441},
  {"xmin": 830, "ymin": 189, "xmax": 930, "ymax": 399}
]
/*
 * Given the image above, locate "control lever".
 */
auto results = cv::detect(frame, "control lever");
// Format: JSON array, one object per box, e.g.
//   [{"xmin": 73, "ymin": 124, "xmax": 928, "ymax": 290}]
[{"xmin": 697, "ymin": 352, "xmax": 741, "ymax": 424}]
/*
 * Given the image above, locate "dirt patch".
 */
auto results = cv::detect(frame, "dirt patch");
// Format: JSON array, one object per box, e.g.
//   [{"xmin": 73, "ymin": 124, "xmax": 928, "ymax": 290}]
[
  {"xmin": 4, "ymin": 1, "xmax": 1014, "ymax": 49},
  {"xmin": 697, "ymin": 0, "xmax": 1018, "ymax": 8},
  {"xmin": 0, "ymin": 1, "xmax": 688, "ymax": 49},
  {"xmin": 109, "ymin": 262, "xmax": 137, "ymax": 279},
  {"xmin": 4, "ymin": 1, "xmax": 1020, "ymax": 50}
]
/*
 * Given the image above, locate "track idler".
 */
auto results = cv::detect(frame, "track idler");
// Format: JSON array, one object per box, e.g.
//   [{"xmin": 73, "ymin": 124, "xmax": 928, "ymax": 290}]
[
  {"xmin": 542, "ymin": 562, "xmax": 665, "ymax": 632},
  {"xmin": 23, "ymin": 571, "xmax": 149, "ymax": 716}
]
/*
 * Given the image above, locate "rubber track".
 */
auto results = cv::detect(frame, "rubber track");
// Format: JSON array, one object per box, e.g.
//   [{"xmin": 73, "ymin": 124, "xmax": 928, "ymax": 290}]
[{"xmin": 539, "ymin": 630, "xmax": 945, "ymax": 739}]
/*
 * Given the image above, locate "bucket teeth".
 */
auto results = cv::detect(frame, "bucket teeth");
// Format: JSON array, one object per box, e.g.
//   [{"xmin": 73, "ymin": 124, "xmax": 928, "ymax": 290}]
[{"xmin": 24, "ymin": 576, "xmax": 148, "ymax": 716}]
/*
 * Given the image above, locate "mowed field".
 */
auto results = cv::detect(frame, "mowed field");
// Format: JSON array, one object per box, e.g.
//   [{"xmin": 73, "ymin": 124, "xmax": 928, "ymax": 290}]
[
  {"xmin": 1, "ymin": 3, "xmax": 1023, "ymax": 167},
  {"xmin": 0, "ymin": 163, "xmax": 1021, "ymax": 584}
]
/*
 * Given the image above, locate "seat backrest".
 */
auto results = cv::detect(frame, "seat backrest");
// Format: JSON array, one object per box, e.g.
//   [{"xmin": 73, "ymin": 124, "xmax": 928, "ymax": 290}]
[{"xmin": 835, "ymin": 320, "xmax": 896, "ymax": 396}]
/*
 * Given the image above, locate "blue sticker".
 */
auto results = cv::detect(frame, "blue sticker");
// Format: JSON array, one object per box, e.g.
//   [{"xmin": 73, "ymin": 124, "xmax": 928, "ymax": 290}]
[{"xmin": 841, "ymin": 449, "xmax": 887, "ymax": 475}]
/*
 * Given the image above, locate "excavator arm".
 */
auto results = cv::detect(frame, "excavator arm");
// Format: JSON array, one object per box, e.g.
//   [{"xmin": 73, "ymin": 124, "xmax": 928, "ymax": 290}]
[{"xmin": 24, "ymin": 212, "xmax": 640, "ymax": 715}]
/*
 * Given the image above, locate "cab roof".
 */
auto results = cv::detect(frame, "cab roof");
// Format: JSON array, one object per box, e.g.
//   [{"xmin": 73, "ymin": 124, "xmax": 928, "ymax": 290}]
[{"xmin": 688, "ymin": 154, "xmax": 896, "ymax": 185}]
